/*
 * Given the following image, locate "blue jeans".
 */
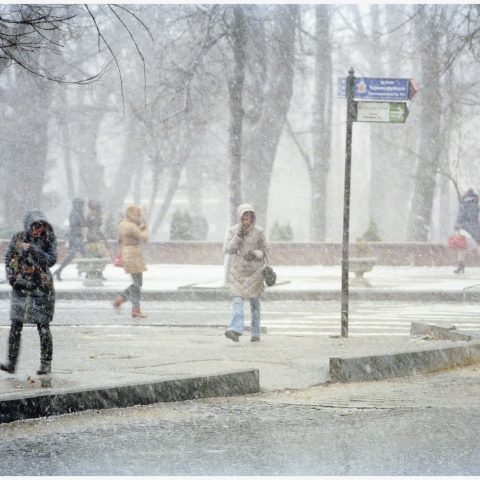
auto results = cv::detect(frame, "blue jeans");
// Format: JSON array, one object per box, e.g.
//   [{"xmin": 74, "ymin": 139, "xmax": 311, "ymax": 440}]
[{"xmin": 228, "ymin": 297, "xmax": 261, "ymax": 337}]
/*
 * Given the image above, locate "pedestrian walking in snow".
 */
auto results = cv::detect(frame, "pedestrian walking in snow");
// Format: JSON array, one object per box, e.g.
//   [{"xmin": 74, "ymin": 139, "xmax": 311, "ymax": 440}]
[
  {"xmin": 453, "ymin": 188, "xmax": 480, "ymax": 274},
  {"xmin": 85, "ymin": 199, "xmax": 110, "ymax": 258},
  {"xmin": 53, "ymin": 197, "xmax": 86, "ymax": 281},
  {"xmin": 113, "ymin": 206, "xmax": 149, "ymax": 318},
  {"xmin": 1, "ymin": 210, "xmax": 57, "ymax": 375},
  {"xmin": 224, "ymin": 203, "xmax": 270, "ymax": 342}
]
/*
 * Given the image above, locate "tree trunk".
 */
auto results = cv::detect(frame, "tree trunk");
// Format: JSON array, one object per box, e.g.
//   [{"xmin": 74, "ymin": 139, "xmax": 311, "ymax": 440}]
[
  {"xmin": 76, "ymin": 110, "xmax": 105, "ymax": 203},
  {"xmin": 186, "ymin": 156, "xmax": 203, "ymax": 216},
  {"xmin": 56, "ymin": 86, "xmax": 75, "ymax": 200},
  {"xmin": 382, "ymin": 5, "xmax": 414, "ymax": 241},
  {"xmin": 150, "ymin": 127, "xmax": 198, "ymax": 237},
  {"xmin": 366, "ymin": 5, "xmax": 390, "ymax": 240},
  {"xmin": 407, "ymin": 8, "xmax": 443, "ymax": 241},
  {"xmin": 310, "ymin": 4, "xmax": 332, "ymax": 241},
  {"xmin": 243, "ymin": 5, "xmax": 297, "ymax": 226},
  {"xmin": 227, "ymin": 5, "xmax": 247, "ymax": 224},
  {"xmin": 3, "ymin": 70, "xmax": 52, "ymax": 230},
  {"xmin": 104, "ymin": 113, "xmax": 139, "ymax": 216},
  {"xmin": 133, "ymin": 154, "xmax": 144, "ymax": 205}
]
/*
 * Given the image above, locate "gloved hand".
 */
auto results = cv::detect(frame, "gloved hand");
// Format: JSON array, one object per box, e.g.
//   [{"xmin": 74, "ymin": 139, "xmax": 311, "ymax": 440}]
[
  {"xmin": 236, "ymin": 227, "xmax": 247, "ymax": 239},
  {"xmin": 243, "ymin": 251, "xmax": 256, "ymax": 261}
]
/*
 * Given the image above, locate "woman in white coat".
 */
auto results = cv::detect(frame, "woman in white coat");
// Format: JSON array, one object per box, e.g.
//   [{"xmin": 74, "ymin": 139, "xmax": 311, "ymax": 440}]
[{"xmin": 224, "ymin": 204, "xmax": 270, "ymax": 342}]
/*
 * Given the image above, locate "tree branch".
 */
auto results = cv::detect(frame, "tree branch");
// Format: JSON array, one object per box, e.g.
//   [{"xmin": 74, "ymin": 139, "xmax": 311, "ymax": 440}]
[{"xmin": 84, "ymin": 4, "xmax": 125, "ymax": 110}]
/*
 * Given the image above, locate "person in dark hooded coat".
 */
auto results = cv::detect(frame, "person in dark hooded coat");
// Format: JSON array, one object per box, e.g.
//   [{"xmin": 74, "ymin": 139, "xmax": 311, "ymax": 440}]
[
  {"xmin": 453, "ymin": 188, "xmax": 480, "ymax": 274},
  {"xmin": 0, "ymin": 210, "xmax": 57, "ymax": 375},
  {"xmin": 54, "ymin": 197, "xmax": 86, "ymax": 280}
]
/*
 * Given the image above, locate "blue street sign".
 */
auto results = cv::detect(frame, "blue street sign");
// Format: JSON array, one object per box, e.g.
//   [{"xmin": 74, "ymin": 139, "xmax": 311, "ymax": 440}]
[{"xmin": 337, "ymin": 77, "xmax": 416, "ymax": 101}]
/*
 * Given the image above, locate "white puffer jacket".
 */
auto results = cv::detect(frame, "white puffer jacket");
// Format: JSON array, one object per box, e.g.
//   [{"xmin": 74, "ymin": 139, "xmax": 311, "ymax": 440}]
[{"xmin": 224, "ymin": 204, "xmax": 270, "ymax": 298}]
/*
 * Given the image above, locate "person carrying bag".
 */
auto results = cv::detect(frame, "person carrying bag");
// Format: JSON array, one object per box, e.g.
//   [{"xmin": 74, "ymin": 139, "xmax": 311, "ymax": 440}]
[{"xmin": 223, "ymin": 203, "xmax": 270, "ymax": 343}]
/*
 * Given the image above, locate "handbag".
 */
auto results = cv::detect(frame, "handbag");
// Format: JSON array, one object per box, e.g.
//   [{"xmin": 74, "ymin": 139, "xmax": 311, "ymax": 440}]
[
  {"xmin": 448, "ymin": 234, "xmax": 467, "ymax": 250},
  {"xmin": 262, "ymin": 255, "xmax": 277, "ymax": 287}
]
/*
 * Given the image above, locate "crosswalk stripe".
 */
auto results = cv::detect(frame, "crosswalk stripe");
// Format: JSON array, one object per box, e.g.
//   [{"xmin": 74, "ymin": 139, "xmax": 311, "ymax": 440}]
[
  {"xmin": 265, "ymin": 324, "xmax": 480, "ymax": 327},
  {"xmin": 269, "ymin": 331, "xmax": 409, "ymax": 336},
  {"xmin": 264, "ymin": 320, "xmax": 414, "ymax": 325}
]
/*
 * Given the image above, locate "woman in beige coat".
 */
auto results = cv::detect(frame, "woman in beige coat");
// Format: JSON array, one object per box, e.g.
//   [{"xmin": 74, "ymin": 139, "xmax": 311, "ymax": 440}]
[
  {"xmin": 224, "ymin": 203, "xmax": 269, "ymax": 342},
  {"xmin": 113, "ymin": 206, "xmax": 149, "ymax": 318}
]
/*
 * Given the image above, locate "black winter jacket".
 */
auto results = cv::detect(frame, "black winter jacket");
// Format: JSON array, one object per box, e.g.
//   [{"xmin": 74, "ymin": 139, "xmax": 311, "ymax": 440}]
[{"xmin": 5, "ymin": 210, "xmax": 57, "ymax": 293}]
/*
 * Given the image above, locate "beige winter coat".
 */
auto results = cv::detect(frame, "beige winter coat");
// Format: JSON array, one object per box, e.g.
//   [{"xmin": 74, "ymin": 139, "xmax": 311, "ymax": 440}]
[
  {"xmin": 118, "ymin": 206, "xmax": 149, "ymax": 274},
  {"xmin": 224, "ymin": 204, "xmax": 270, "ymax": 298}
]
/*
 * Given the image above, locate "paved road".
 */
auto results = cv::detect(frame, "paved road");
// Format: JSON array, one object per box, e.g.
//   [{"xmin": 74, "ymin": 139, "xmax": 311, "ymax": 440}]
[
  {"xmin": 1, "ymin": 363, "xmax": 479, "ymax": 475},
  {"xmin": 0, "ymin": 299, "xmax": 478, "ymax": 336}
]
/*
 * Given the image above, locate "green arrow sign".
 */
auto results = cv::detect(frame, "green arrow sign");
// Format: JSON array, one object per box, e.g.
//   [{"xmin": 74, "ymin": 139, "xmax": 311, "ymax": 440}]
[{"xmin": 355, "ymin": 101, "xmax": 409, "ymax": 123}]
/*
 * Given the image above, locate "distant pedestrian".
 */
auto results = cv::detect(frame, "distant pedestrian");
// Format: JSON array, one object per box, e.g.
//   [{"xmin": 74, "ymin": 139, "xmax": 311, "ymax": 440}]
[
  {"xmin": 224, "ymin": 203, "xmax": 270, "ymax": 342},
  {"xmin": 54, "ymin": 198, "xmax": 86, "ymax": 281},
  {"xmin": 113, "ymin": 206, "xmax": 149, "ymax": 318},
  {"xmin": 453, "ymin": 188, "xmax": 480, "ymax": 274},
  {"xmin": 1, "ymin": 210, "xmax": 57, "ymax": 375},
  {"xmin": 85, "ymin": 200, "xmax": 110, "ymax": 258}
]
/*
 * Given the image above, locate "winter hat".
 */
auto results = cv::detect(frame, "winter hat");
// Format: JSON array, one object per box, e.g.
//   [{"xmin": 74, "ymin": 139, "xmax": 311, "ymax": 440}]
[
  {"xmin": 23, "ymin": 210, "xmax": 52, "ymax": 237},
  {"xmin": 126, "ymin": 205, "xmax": 144, "ymax": 223},
  {"xmin": 463, "ymin": 189, "xmax": 479, "ymax": 203},
  {"xmin": 88, "ymin": 200, "xmax": 102, "ymax": 211},
  {"xmin": 236, "ymin": 203, "xmax": 255, "ymax": 223},
  {"xmin": 73, "ymin": 198, "xmax": 84, "ymax": 209}
]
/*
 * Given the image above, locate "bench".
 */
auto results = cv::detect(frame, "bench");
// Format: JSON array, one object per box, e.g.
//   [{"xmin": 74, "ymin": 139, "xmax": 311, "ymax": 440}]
[{"xmin": 76, "ymin": 258, "xmax": 111, "ymax": 287}]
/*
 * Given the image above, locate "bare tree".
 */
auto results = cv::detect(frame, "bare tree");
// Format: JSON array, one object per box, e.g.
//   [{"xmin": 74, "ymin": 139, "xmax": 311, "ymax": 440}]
[
  {"xmin": 227, "ymin": 6, "xmax": 247, "ymax": 224},
  {"xmin": 310, "ymin": 4, "xmax": 333, "ymax": 241},
  {"xmin": 242, "ymin": 5, "xmax": 298, "ymax": 226},
  {"xmin": 407, "ymin": 6, "xmax": 445, "ymax": 241},
  {"xmin": 0, "ymin": 4, "xmax": 152, "ymax": 233}
]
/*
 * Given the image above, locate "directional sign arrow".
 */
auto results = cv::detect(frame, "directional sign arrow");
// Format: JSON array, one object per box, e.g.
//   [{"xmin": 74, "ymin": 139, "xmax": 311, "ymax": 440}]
[
  {"xmin": 408, "ymin": 79, "xmax": 417, "ymax": 100},
  {"xmin": 354, "ymin": 101, "xmax": 409, "ymax": 123},
  {"xmin": 338, "ymin": 77, "xmax": 416, "ymax": 102}
]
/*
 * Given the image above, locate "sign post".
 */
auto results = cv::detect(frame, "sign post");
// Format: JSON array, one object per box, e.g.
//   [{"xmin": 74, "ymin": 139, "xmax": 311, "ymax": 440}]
[
  {"xmin": 340, "ymin": 68, "xmax": 355, "ymax": 338},
  {"xmin": 338, "ymin": 70, "xmax": 414, "ymax": 338}
]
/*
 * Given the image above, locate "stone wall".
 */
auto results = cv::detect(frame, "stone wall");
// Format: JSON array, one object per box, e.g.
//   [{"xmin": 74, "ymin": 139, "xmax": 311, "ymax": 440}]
[{"xmin": 0, "ymin": 240, "xmax": 472, "ymax": 266}]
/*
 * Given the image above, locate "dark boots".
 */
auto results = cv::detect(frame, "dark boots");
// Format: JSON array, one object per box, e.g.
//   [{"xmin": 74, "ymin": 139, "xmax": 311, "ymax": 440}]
[
  {"xmin": 454, "ymin": 262, "xmax": 465, "ymax": 274},
  {"xmin": 0, "ymin": 362, "xmax": 16, "ymax": 374},
  {"xmin": 36, "ymin": 362, "xmax": 51, "ymax": 375},
  {"xmin": 0, "ymin": 325, "xmax": 21, "ymax": 374},
  {"xmin": 37, "ymin": 323, "xmax": 52, "ymax": 375}
]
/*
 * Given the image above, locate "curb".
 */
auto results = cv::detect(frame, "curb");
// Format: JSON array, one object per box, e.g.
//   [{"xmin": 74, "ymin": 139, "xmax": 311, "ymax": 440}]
[
  {"xmin": 410, "ymin": 321, "xmax": 473, "ymax": 341},
  {"xmin": 0, "ymin": 289, "xmax": 469, "ymax": 302},
  {"xmin": 0, "ymin": 369, "xmax": 260, "ymax": 424},
  {"xmin": 329, "ymin": 323, "xmax": 480, "ymax": 383}
]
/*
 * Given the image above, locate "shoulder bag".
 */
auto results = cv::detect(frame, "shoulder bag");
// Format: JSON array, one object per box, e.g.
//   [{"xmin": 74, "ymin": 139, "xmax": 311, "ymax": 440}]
[{"xmin": 262, "ymin": 254, "xmax": 277, "ymax": 287}]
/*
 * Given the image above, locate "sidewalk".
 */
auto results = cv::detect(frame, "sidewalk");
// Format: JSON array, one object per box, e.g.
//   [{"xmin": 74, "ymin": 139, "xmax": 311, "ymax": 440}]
[
  {"xmin": 1, "ymin": 263, "xmax": 479, "ymax": 300},
  {"xmin": 1, "ymin": 263, "xmax": 480, "ymax": 423},
  {"xmin": 1, "ymin": 323, "xmax": 478, "ymax": 423}
]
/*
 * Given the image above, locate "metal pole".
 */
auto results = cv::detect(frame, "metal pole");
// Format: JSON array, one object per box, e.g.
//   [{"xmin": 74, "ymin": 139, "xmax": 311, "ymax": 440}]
[{"xmin": 341, "ymin": 67, "xmax": 355, "ymax": 338}]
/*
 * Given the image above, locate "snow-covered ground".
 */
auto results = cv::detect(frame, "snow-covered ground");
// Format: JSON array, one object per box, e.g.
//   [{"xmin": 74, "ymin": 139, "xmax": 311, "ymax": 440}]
[{"xmin": 1, "ymin": 264, "xmax": 479, "ymax": 292}]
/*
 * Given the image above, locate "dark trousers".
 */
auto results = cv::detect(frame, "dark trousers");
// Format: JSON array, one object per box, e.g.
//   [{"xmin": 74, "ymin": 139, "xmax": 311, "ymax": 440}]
[
  {"xmin": 122, "ymin": 273, "xmax": 143, "ymax": 309},
  {"xmin": 7, "ymin": 320, "xmax": 52, "ymax": 367},
  {"xmin": 56, "ymin": 241, "xmax": 86, "ymax": 273},
  {"xmin": 7, "ymin": 289, "xmax": 55, "ymax": 368}
]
